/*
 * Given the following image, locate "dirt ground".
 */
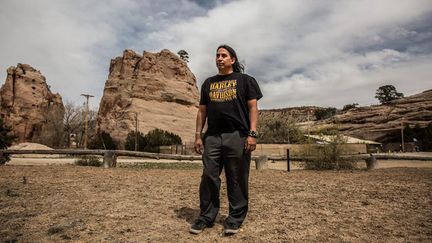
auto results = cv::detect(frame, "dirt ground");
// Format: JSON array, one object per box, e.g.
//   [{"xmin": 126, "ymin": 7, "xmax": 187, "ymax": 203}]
[{"xmin": 1, "ymin": 162, "xmax": 431, "ymax": 242}]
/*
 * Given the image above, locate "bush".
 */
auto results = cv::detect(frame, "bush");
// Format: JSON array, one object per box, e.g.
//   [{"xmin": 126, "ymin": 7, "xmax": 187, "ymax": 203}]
[
  {"xmin": 342, "ymin": 103, "xmax": 358, "ymax": 112},
  {"xmin": 124, "ymin": 131, "xmax": 147, "ymax": 151},
  {"xmin": 314, "ymin": 107, "xmax": 337, "ymax": 120},
  {"xmin": 88, "ymin": 131, "xmax": 117, "ymax": 150},
  {"xmin": 74, "ymin": 155, "xmax": 102, "ymax": 167},
  {"xmin": 301, "ymin": 134, "xmax": 358, "ymax": 170},
  {"xmin": 258, "ymin": 116, "xmax": 304, "ymax": 144},
  {"xmin": 315, "ymin": 127, "xmax": 339, "ymax": 135},
  {"xmin": 144, "ymin": 128, "xmax": 182, "ymax": 153},
  {"xmin": 0, "ymin": 117, "xmax": 15, "ymax": 165}
]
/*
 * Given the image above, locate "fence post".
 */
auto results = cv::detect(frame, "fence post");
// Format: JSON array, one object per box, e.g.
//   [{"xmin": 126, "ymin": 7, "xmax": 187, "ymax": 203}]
[
  {"xmin": 287, "ymin": 149, "xmax": 290, "ymax": 172},
  {"xmin": 103, "ymin": 150, "xmax": 117, "ymax": 168},
  {"xmin": 255, "ymin": 155, "xmax": 268, "ymax": 170},
  {"xmin": 365, "ymin": 154, "xmax": 377, "ymax": 170}
]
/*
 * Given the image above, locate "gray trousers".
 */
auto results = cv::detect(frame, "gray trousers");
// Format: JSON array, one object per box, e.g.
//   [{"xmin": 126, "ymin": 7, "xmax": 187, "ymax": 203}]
[{"xmin": 198, "ymin": 131, "xmax": 251, "ymax": 227}]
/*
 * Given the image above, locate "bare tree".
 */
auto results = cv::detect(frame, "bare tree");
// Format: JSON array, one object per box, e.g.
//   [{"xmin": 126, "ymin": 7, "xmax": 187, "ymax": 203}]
[
  {"xmin": 34, "ymin": 106, "xmax": 65, "ymax": 148},
  {"xmin": 63, "ymin": 101, "xmax": 83, "ymax": 147},
  {"xmin": 62, "ymin": 101, "xmax": 98, "ymax": 148},
  {"xmin": 85, "ymin": 109, "xmax": 98, "ymax": 147}
]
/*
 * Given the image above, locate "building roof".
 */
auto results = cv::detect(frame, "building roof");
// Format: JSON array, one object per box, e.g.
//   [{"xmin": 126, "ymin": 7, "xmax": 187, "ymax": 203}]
[{"xmin": 304, "ymin": 134, "xmax": 381, "ymax": 145}]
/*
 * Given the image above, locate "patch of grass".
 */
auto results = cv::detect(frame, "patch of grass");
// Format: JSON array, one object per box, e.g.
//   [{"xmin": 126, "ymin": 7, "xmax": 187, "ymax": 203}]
[
  {"xmin": 60, "ymin": 234, "xmax": 71, "ymax": 240},
  {"xmin": 47, "ymin": 226, "xmax": 64, "ymax": 235},
  {"xmin": 74, "ymin": 155, "xmax": 102, "ymax": 167},
  {"xmin": 118, "ymin": 162, "xmax": 202, "ymax": 170},
  {"xmin": 6, "ymin": 188, "xmax": 19, "ymax": 197}
]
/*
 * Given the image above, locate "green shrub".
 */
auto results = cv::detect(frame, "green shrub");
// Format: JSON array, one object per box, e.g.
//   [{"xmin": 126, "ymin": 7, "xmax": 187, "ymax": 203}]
[
  {"xmin": 314, "ymin": 107, "xmax": 337, "ymax": 120},
  {"xmin": 301, "ymin": 134, "xmax": 358, "ymax": 170},
  {"xmin": 88, "ymin": 131, "xmax": 117, "ymax": 150},
  {"xmin": 124, "ymin": 131, "xmax": 147, "ymax": 151},
  {"xmin": 144, "ymin": 128, "xmax": 182, "ymax": 153},
  {"xmin": 74, "ymin": 155, "xmax": 102, "ymax": 167},
  {"xmin": 258, "ymin": 117, "xmax": 305, "ymax": 144},
  {"xmin": 342, "ymin": 103, "xmax": 358, "ymax": 112},
  {"xmin": 315, "ymin": 127, "xmax": 339, "ymax": 135},
  {"xmin": 0, "ymin": 117, "xmax": 15, "ymax": 165}
]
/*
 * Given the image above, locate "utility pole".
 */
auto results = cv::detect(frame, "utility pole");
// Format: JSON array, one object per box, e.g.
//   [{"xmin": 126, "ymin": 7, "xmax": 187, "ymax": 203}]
[
  {"xmin": 401, "ymin": 117, "xmax": 405, "ymax": 153},
  {"xmin": 81, "ymin": 94, "xmax": 94, "ymax": 149},
  {"xmin": 134, "ymin": 112, "xmax": 138, "ymax": 151},
  {"xmin": 287, "ymin": 111, "xmax": 291, "ymax": 144},
  {"xmin": 307, "ymin": 108, "xmax": 311, "ymax": 144}
]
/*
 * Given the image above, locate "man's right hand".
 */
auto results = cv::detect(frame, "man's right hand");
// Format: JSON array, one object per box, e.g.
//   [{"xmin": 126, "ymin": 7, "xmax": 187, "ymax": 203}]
[{"xmin": 194, "ymin": 137, "xmax": 204, "ymax": 154}]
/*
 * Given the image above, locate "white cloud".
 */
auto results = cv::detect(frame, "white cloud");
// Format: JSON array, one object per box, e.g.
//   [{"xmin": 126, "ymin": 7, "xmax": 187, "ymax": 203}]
[
  {"xmin": 0, "ymin": 0, "xmax": 206, "ymax": 108},
  {"xmin": 150, "ymin": 0, "xmax": 432, "ymax": 108},
  {"xmin": 1, "ymin": 0, "xmax": 431, "ymax": 110}
]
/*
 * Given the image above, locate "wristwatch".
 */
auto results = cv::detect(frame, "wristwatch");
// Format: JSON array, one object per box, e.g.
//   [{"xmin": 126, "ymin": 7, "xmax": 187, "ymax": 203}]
[{"xmin": 248, "ymin": 130, "xmax": 258, "ymax": 138}]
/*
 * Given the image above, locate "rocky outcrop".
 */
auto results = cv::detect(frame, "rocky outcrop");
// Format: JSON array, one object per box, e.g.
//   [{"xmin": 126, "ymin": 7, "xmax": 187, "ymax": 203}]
[
  {"xmin": 333, "ymin": 90, "xmax": 432, "ymax": 142},
  {"xmin": 0, "ymin": 63, "xmax": 64, "ymax": 144},
  {"xmin": 98, "ymin": 49, "xmax": 199, "ymax": 146},
  {"xmin": 260, "ymin": 90, "xmax": 432, "ymax": 142},
  {"xmin": 260, "ymin": 106, "xmax": 320, "ymax": 123}
]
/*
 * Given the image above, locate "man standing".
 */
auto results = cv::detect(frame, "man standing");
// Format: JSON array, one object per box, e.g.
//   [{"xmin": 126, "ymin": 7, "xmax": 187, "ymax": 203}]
[{"xmin": 190, "ymin": 45, "xmax": 263, "ymax": 235}]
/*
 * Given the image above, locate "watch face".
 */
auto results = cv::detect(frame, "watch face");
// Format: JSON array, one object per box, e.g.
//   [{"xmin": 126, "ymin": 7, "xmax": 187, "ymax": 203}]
[{"xmin": 248, "ymin": 131, "xmax": 257, "ymax": 138}]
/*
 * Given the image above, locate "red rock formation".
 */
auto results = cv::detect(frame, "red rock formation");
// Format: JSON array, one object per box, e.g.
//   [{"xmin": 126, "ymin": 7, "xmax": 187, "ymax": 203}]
[
  {"xmin": 98, "ymin": 49, "xmax": 199, "ymax": 146},
  {"xmin": 260, "ymin": 89, "xmax": 432, "ymax": 142},
  {"xmin": 0, "ymin": 63, "xmax": 64, "ymax": 144},
  {"xmin": 334, "ymin": 90, "xmax": 432, "ymax": 142}
]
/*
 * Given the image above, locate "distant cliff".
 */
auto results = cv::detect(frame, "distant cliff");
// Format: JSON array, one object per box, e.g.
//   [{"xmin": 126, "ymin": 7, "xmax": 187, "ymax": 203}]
[
  {"xmin": 333, "ymin": 89, "xmax": 432, "ymax": 142},
  {"xmin": 260, "ymin": 89, "xmax": 432, "ymax": 142}
]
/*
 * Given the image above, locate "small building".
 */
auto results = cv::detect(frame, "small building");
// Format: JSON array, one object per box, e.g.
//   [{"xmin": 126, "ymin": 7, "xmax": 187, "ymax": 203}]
[{"xmin": 304, "ymin": 134, "xmax": 382, "ymax": 153}]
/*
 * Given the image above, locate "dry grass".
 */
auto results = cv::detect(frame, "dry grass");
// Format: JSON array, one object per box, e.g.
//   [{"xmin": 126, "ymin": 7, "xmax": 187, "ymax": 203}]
[{"xmin": 0, "ymin": 164, "xmax": 431, "ymax": 242}]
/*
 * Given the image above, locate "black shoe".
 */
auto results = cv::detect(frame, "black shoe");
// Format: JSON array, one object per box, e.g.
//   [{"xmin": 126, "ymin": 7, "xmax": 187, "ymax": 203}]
[
  {"xmin": 223, "ymin": 221, "xmax": 240, "ymax": 235},
  {"xmin": 189, "ymin": 219, "xmax": 211, "ymax": 234}
]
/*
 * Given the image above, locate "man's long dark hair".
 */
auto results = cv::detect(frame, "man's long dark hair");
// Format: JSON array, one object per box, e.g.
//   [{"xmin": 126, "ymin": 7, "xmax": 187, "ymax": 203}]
[{"xmin": 217, "ymin": 44, "xmax": 244, "ymax": 73}]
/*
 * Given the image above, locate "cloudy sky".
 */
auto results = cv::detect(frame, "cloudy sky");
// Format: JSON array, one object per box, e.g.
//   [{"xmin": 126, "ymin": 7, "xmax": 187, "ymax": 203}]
[{"xmin": 1, "ymin": 0, "xmax": 431, "ymax": 110}]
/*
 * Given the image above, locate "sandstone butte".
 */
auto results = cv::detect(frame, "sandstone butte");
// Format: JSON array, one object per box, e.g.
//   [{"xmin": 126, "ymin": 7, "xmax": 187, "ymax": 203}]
[
  {"xmin": 260, "ymin": 89, "xmax": 432, "ymax": 143},
  {"xmin": 0, "ymin": 63, "xmax": 64, "ymax": 143},
  {"xmin": 98, "ymin": 49, "xmax": 199, "ymax": 146}
]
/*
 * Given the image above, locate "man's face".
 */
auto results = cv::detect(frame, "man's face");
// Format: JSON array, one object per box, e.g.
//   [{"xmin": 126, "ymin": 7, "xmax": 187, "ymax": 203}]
[{"xmin": 216, "ymin": 48, "xmax": 235, "ymax": 71}]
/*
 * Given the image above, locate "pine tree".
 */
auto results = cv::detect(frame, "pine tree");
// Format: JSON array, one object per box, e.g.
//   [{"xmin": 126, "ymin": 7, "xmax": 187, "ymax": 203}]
[{"xmin": 177, "ymin": 50, "xmax": 189, "ymax": 62}]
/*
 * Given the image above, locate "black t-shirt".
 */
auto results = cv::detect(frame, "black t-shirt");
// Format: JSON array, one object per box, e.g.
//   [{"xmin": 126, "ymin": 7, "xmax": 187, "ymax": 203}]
[{"xmin": 199, "ymin": 72, "xmax": 263, "ymax": 135}]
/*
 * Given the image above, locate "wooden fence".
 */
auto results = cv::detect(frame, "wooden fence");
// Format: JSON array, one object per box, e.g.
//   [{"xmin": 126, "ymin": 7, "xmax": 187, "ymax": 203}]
[
  {"xmin": 1, "ymin": 149, "xmax": 431, "ymax": 170},
  {"xmin": 0, "ymin": 149, "xmax": 200, "ymax": 168}
]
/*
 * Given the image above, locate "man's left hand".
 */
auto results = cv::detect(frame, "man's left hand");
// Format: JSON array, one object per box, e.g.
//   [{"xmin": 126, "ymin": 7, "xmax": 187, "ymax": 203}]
[{"xmin": 245, "ymin": 136, "xmax": 257, "ymax": 152}]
